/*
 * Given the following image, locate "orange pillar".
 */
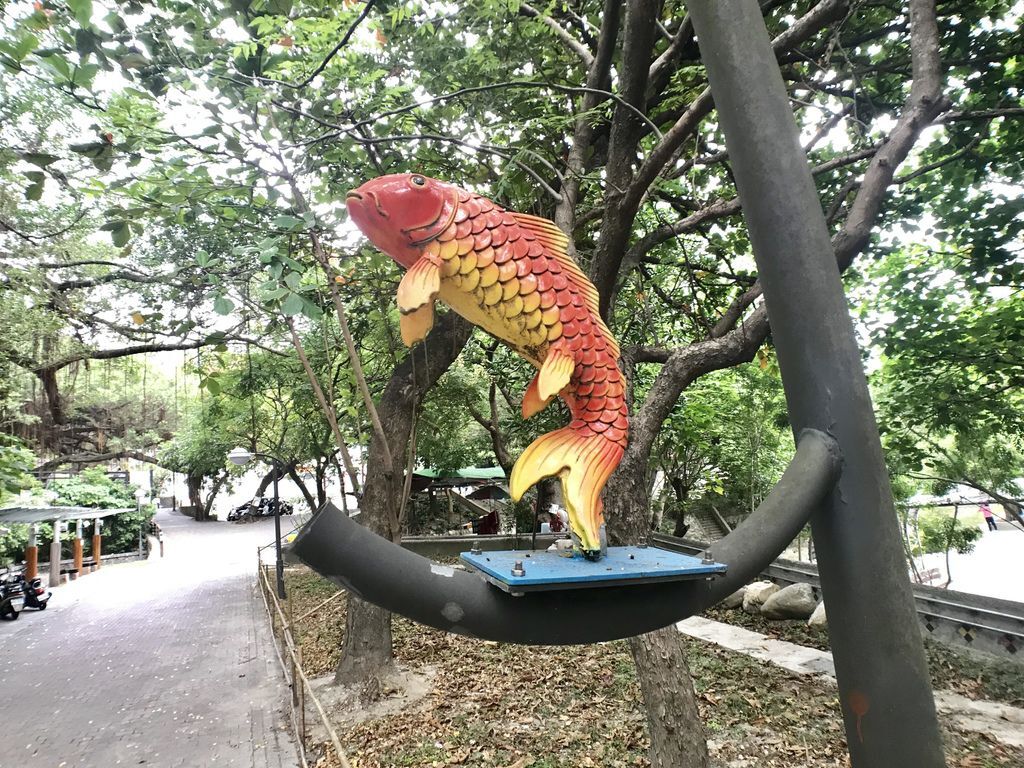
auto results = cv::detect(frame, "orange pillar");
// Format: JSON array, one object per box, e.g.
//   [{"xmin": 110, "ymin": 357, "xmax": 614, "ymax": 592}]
[
  {"xmin": 25, "ymin": 524, "xmax": 38, "ymax": 580},
  {"xmin": 73, "ymin": 523, "xmax": 83, "ymax": 577},
  {"xmin": 92, "ymin": 518, "xmax": 102, "ymax": 569}
]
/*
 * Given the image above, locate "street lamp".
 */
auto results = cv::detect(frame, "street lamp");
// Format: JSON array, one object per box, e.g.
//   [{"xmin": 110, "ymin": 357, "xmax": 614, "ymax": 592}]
[{"xmin": 229, "ymin": 446, "xmax": 286, "ymax": 599}]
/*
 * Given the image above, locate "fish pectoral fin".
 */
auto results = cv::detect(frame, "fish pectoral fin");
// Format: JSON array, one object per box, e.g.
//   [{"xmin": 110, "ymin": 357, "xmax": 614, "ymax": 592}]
[
  {"xmin": 521, "ymin": 373, "xmax": 553, "ymax": 419},
  {"xmin": 396, "ymin": 255, "xmax": 440, "ymax": 314},
  {"xmin": 400, "ymin": 301, "xmax": 435, "ymax": 347},
  {"xmin": 522, "ymin": 345, "xmax": 574, "ymax": 418},
  {"xmin": 537, "ymin": 343, "xmax": 575, "ymax": 402}
]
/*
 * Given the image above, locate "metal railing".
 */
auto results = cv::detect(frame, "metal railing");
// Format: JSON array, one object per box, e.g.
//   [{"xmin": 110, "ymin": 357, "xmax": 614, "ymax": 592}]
[
  {"xmin": 256, "ymin": 547, "xmax": 352, "ymax": 768},
  {"xmin": 651, "ymin": 532, "xmax": 1024, "ymax": 659}
]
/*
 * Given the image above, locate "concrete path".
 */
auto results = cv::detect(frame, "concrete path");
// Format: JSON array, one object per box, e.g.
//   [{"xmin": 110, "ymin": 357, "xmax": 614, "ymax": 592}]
[
  {"xmin": 678, "ymin": 616, "xmax": 1024, "ymax": 748},
  {"xmin": 0, "ymin": 508, "xmax": 301, "ymax": 768}
]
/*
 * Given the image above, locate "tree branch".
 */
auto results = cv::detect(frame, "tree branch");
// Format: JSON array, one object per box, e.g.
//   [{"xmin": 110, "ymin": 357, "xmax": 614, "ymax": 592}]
[{"xmin": 520, "ymin": 3, "xmax": 594, "ymax": 67}]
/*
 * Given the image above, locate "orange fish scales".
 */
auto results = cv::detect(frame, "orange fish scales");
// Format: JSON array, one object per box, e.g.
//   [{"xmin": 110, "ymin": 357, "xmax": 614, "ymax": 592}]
[
  {"xmin": 480, "ymin": 264, "xmax": 501, "ymax": 291},
  {"xmin": 497, "ymin": 260, "xmax": 517, "ymax": 282},
  {"xmin": 475, "ymin": 249, "xmax": 495, "ymax": 270},
  {"xmin": 501, "ymin": 279, "xmax": 519, "ymax": 301},
  {"xmin": 439, "ymin": 239, "xmax": 458, "ymax": 260},
  {"xmin": 441, "ymin": 258, "xmax": 459, "ymax": 278},
  {"xmin": 482, "ymin": 282, "xmax": 503, "ymax": 306},
  {"xmin": 461, "ymin": 268, "xmax": 480, "ymax": 291},
  {"xmin": 458, "ymin": 252, "xmax": 477, "ymax": 274},
  {"xmin": 504, "ymin": 295, "xmax": 524, "ymax": 318}
]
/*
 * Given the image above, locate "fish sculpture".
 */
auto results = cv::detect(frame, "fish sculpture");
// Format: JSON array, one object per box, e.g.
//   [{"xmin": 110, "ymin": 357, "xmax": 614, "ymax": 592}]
[{"xmin": 346, "ymin": 174, "xmax": 627, "ymax": 560}]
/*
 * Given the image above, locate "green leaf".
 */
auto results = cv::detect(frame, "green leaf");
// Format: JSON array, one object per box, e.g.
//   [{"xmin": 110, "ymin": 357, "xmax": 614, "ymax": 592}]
[
  {"xmin": 110, "ymin": 222, "xmax": 131, "ymax": 247},
  {"xmin": 75, "ymin": 28, "xmax": 97, "ymax": 61},
  {"xmin": 73, "ymin": 63, "xmax": 100, "ymax": 89},
  {"xmin": 260, "ymin": 286, "xmax": 288, "ymax": 301},
  {"xmin": 280, "ymin": 292, "xmax": 304, "ymax": 316},
  {"xmin": 213, "ymin": 296, "xmax": 234, "ymax": 315},
  {"xmin": 195, "ymin": 250, "xmax": 210, "ymax": 267},
  {"xmin": 272, "ymin": 215, "xmax": 304, "ymax": 231},
  {"xmin": 68, "ymin": 0, "xmax": 94, "ymax": 25},
  {"xmin": 69, "ymin": 141, "xmax": 108, "ymax": 158},
  {"xmin": 20, "ymin": 152, "xmax": 58, "ymax": 167},
  {"xmin": 23, "ymin": 171, "xmax": 45, "ymax": 201},
  {"xmin": 38, "ymin": 54, "xmax": 72, "ymax": 83},
  {"xmin": 10, "ymin": 32, "xmax": 39, "ymax": 62},
  {"xmin": 300, "ymin": 297, "xmax": 323, "ymax": 320},
  {"xmin": 201, "ymin": 377, "xmax": 222, "ymax": 396}
]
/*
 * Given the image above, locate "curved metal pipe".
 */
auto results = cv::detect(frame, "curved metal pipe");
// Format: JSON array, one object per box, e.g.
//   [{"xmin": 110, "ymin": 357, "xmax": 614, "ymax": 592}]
[{"xmin": 291, "ymin": 429, "xmax": 840, "ymax": 645}]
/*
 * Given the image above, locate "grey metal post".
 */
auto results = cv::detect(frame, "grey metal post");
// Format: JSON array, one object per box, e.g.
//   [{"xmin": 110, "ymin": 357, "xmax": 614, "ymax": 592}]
[
  {"xmin": 684, "ymin": 1, "xmax": 945, "ymax": 765},
  {"xmin": 49, "ymin": 520, "xmax": 62, "ymax": 588}
]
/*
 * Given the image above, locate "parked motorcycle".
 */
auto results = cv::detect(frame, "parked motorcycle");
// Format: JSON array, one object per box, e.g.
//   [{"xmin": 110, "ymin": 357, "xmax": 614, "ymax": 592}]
[
  {"xmin": 228, "ymin": 501, "xmax": 256, "ymax": 522},
  {"xmin": 258, "ymin": 498, "xmax": 294, "ymax": 516},
  {"xmin": 230, "ymin": 497, "xmax": 294, "ymax": 522},
  {"xmin": 0, "ymin": 571, "xmax": 25, "ymax": 620},
  {"xmin": 12, "ymin": 573, "xmax": 50, "ymax": 611}
]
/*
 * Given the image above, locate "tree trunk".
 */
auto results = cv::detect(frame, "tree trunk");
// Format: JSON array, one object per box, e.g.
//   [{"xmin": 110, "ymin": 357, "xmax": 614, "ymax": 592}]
[
  {"xmin": 605, "ymin": 446, "xmax": 711, "ymax": 768},
  {"xmin": 629, "ymin": 628, "xmax": 709, "ymax": 768},
  {"xmin": 199, "ymin": 471, "xmax": 229, "ymax": 521},
  {"xmin": 335, "ymin": 591, "xmax": 394, "ymax": 687},
  {"xmin": 285, "ymin": 464, "xmax": 318, "ymax": 513},
  {"xmin": 334, "ymin": 313, "xmax": 472, "ymax": 689}
]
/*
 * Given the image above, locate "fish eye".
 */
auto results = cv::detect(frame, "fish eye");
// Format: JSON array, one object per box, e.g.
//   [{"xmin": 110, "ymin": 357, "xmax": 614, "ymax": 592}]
[{"xmin": 410, "ymin": 175, "xmax": 426, "ymax": 187}]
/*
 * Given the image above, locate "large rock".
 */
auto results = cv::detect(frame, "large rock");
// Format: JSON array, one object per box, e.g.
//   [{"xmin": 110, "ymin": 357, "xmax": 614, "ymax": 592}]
[
  {"xmin": 761, "ymin": 582, "xmax": 818, "ymax": 619},
  {"xmin": 808, "ymin": 600, "xmax": 828, "ymax": 628},
  {"xmin": 720, "ymin": 587, "xmax": 745, "ymax": 609},
  {"xmin": 742, "ymin": 581, "xmax": 779, "ymax": 614}
]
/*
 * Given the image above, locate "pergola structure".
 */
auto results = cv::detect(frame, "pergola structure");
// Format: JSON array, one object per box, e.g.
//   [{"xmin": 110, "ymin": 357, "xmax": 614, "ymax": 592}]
[{"xmin": 0, "ymin": 506, "xmax": 130, "ymax": 587}]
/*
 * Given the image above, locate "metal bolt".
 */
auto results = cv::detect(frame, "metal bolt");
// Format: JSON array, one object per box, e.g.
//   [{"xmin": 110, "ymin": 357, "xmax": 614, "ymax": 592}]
[
  {"xmin": 511, "ymin": 560, "xmax": 525, "ymax": 577},
  {"xmin": 470, "ymin": 542, "xmax": 482, "ymax": 555},
  {"xmin": 702, "ymin": 550, "xmax": 714, "ymax": 564}
]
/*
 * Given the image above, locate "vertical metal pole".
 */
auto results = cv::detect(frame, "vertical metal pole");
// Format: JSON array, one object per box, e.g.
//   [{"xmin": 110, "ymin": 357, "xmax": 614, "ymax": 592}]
[
  {"xmin": 273, "ymin": 461, "xmax": 286, "ymax": 600},
  {"xmin": 684, "ymin": 1, "xmax": 946, "ymax": 765},
  {"xmin": 49, "ymin": 520, "xmax": 62, "ymax": 588}
]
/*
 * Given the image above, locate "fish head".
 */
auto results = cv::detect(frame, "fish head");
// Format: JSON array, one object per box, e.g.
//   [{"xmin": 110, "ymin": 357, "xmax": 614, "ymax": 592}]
[{"xmin": 346, "ymin": 174, "xmax": 459, "ymax": 269}]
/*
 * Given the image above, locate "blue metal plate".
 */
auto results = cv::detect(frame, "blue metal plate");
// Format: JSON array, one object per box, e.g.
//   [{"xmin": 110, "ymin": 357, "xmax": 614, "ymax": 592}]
[{"xmin": 460, "ymin": 546, "xmax": 727, "ymax": 595}]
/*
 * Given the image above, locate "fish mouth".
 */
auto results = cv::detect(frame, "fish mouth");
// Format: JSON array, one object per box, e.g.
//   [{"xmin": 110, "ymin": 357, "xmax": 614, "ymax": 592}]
[{"xmin": 345, "ymin": 191, "xmax": 362, "ymax": 201}]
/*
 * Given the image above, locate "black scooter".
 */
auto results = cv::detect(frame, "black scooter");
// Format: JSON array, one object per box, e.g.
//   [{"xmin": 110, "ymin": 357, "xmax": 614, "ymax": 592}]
[
  {"xmin": 13, "ymin": 573, "xmax": 50, "ymax": 611},
  {"xmin": 0, "ymin": 571, "xmax": 25, "ymax": 620}
]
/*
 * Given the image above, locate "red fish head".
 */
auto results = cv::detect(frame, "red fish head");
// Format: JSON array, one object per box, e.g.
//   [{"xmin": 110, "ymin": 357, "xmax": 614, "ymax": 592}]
[{"xmin": 346, "ymin": 174, "xmax": 459, "ymax": 269}]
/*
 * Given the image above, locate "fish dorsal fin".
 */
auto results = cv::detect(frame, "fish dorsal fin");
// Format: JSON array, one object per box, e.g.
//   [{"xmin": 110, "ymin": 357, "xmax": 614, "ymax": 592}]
[{"xmin": 510, "ymin": 211, "xmax": 619, "ymax": 357}]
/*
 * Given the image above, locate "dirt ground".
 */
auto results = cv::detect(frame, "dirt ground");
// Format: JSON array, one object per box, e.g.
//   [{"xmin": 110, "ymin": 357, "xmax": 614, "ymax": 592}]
[{"xmin": 284, "ymin": 568, "xmax": 1024, "ymax": 768}]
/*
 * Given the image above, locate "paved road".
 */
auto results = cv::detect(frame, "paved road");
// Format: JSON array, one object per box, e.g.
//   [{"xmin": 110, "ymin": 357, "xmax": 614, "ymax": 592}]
[{"xmin": 0, "ymin": 509, "xmax": 300, "ymax": 768}]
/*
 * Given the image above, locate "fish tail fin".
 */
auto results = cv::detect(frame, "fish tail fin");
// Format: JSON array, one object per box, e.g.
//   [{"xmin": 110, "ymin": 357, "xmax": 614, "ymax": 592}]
[{"xmin": 510, "ymin": 427, "xmax": 623, "ymax": 558}]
